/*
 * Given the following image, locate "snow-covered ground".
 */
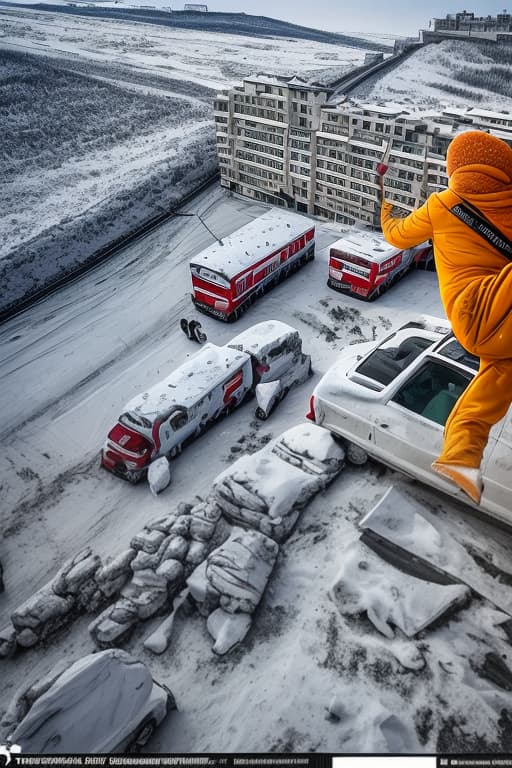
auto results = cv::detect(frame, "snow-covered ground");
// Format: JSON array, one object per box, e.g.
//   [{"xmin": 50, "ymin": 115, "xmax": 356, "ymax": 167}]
[{"xmin": 2, "ymin": 186, "xmax": 512, "ymax": 754}]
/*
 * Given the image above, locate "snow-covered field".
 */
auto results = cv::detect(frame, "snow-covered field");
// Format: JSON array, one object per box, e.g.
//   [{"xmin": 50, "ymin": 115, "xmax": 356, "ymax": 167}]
[
  {"xmin": 2, "ymin": 185, "xmax": 512, "ymax": 754},
  {"xmin": 3, "ymin": 6, "xmax": 512, "ymax": 756},
  {"xmin": 0, "ymin": 5, "xmax": 376, "ymax": 315},
  {"xmin": 352, "ymin": 38, "xmax": 512, "ymax": 110}
]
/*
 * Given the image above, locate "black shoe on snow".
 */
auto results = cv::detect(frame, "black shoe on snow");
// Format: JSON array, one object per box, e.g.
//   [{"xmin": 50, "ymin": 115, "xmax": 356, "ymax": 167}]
[
  {"xmin": 180, "ymin": 318, "xmax": 193, "ymax": 339},
  {"xmin": 188, "ymin": 320, "xmax": 207, "ymax": 343}
]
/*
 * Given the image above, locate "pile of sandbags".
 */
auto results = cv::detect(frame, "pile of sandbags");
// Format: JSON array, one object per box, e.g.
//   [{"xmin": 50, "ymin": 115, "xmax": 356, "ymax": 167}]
[
  {"xmin": 0, "ymin": 548, "xmax": 131, "ymax": 658},
  {"xmin": 187, "ymin": 527, "xmax": 279, "ymax": 654},
  {"xmin": 89, "ymin": 499, "xmax": 222, "ymax": 648}
]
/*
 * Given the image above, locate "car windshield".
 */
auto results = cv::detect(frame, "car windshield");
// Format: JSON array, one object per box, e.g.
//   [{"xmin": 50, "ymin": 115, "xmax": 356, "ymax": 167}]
[{"xmin": 354, "ymin": 335, "xmax": 432, "ymax": 386}]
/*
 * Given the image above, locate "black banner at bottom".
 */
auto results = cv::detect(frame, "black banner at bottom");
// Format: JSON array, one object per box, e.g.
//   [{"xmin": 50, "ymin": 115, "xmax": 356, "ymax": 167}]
[{"xmin": 3, "ymin": 755, "xmax": 512, "ymax": 768}]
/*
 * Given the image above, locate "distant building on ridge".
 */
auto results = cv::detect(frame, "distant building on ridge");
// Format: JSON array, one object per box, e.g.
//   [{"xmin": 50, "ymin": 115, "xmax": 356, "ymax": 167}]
[{"xmin": 423, "ymin": 9, "xmax": 512, "ymax": 43}]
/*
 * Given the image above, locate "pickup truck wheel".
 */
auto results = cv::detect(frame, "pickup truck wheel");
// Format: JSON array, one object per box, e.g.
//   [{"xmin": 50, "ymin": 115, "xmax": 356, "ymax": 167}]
[
  {"xmin": 131, "ymin": 718, "xmax": 156, "ymax": 751},
  {"xmin": 169, "ymin": 444, "xmax": 182, "ymax": 459},
  {"xmin": 125, "ymin": 469, "xmax": 144, "ymax": 484},
  {"xmin": 346, "ymin": 441, "xmax": 369, "ymax": 466}
]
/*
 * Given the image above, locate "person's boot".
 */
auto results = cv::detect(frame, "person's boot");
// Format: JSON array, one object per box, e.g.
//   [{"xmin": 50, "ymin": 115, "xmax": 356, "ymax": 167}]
[
  {"xmin": 189, "ymin": 320, "xmax": 206, "ymax": 343},
  {"xmin": 180, "ymin": 318, "xmax": 193, "ymax": 339},
  {"xmin": 431, "ymin": 461, "xmax": 482, "ymax": 504}
]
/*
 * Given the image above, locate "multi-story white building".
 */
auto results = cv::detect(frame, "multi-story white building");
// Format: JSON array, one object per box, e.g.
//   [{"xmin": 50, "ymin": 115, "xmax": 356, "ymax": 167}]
[
  {"xmin": 215, "ymin": 75, "xmax": 330, "ymax": 212},
  {"xmin": 214, "ymin": 75, "xmax": 512, "ymax": 228}
]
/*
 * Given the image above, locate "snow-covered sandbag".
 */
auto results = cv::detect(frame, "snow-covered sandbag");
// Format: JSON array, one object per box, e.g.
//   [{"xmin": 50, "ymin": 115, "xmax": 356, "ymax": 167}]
[
  {"xmin": 143, "ymin": 587, "xmax": 191, "ymax": 654},
  {"xmin": 206, "ymin": 529, "xmax": 278, "ymax": 614},
  {"xmin": 161, "ymin": 535, "xmax": 189, "ymax": 563},
  {"xmin": 88, "ymin": 609, "xmax": 137, "ymax": 648},
  {"xmin": 185, "ymin": 540, "xmax": 209, "ymax": 568},
  {"xmin": 95, "ymin": 549, "xmax": 136, "ymax": 585},
  {"xmin": 212, "ymin": 423, "xmax": 344, "ymax": 542},
  {"xmin": 16, "ymin": 628, "xmax": 40, "ymax": 648},
  {"xmin": 255, "ymin": 380, "xmax": 282, "ymax": 419},
  {"xmin": 214, "ymin": 451, "xmax": 320, "ymax": 525},
  {"xmin": 148, "ymin": 457, "xmax": 171, "ymax": 495},
  {"xmin": 145, "ymin": 513, "xmax": 179, "ymax": 534},
  {"xmin": 207, "ymin": 608, "xmax": 252, "ymax": 655},
  {"xmin": 0, "ymin": 624, "xmax": 17, "ymax": 659},
  {"xmin": 11, "ymin": 587, "xmax": 75, "ymax": 633},
  {"xmin": 330, "ymin": 540, "xmax": 470, "ymax": 638},
  {"xmin": 51, "ymin": 548, "xmax": 101, "ymax": 597},
  {"xmin": 130, "ymin": 528, "xmax": 167, "ymax": 554},
  {"xmin": 189, "ymin": 499, "xmax": 222, "ymax": 542},
  {"xmin": 155, "ymin": 558, "xmax": 184, "ymax": 587}
]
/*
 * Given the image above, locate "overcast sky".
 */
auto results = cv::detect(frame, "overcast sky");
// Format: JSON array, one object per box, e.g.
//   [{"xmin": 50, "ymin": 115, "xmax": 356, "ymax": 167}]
[{"xmin": 202, "ymin": 2, "xmax": 511, "ymax": 37}]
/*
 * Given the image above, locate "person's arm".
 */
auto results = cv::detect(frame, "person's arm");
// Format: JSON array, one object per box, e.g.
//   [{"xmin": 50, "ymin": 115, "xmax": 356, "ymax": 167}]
[{"xmin": 380, "ymin": 191, "xmax": 433, "ymax": 249}]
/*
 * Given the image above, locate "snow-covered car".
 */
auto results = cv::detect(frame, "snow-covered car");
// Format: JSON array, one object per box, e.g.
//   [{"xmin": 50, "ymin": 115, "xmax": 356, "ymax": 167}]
[
  {"xmin": 227, "ymin": 319, "xmax": 312, "ymax": 419},
  {"xmin": 101, "ymin": 321, "xmax": 311, "ymax": 482},
  {"xmin": 6, "ymin": 649, "xmax": 175, "ymax": 754},
  {"xmin": 306, "ymin": 315, "xmax": 512, "ymax": 528},
  {"xmin": 212, "ymin": 422, "xmax": 345, "ymax": 542}
]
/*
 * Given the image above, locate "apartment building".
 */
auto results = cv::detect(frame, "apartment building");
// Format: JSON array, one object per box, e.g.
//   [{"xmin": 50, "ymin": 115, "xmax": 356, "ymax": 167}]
[
  {"xmin": 214, "ymin": 75, "xmax": 512, "ymax": 228},
  {"xmin": 215, "ymin": 75, "xmax": 330, "ymax": 211},
  {"xmin": 432, "ymin": 10, "xmax": 512, "ymax": 33}
]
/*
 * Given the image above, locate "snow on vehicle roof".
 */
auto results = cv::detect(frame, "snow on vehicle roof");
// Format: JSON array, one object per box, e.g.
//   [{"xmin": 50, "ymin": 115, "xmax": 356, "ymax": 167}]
[
  {"xmin": 329, "ymin": 230, "xmax": 405, "ymax": 262},
  {"xmin": 125, "ymin": 343, "xmax": 247, "ymax": 418},
  {"xmin": 189, "ymin": 209, "xmax": 314, "ymax": 279},
  {"xmin": 12, "ymin": 649, "xmax": 153, "ymax": 753},
  {"xmin": 227, "ymin": 319, "xmax": 299, "ymax": 353}
]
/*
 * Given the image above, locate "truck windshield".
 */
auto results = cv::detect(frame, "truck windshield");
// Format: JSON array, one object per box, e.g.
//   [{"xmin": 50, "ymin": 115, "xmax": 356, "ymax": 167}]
[
  {"xmin": 120, "ymin": 412, "xmax": 152, "ymax": 430},
  {"xmin": 355, "ymin": 335, "xmax": 432, "ymax": 386}
]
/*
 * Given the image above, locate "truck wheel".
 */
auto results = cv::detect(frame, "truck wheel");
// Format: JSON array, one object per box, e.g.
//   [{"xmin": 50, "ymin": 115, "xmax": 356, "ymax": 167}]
[
  {"xmin": 169, "ymin": 444, "xmax": 182, "ymax": 459},
  {"xmin": 346, "ymin": 442, "xmax": 368, "ymax": 466},
  {"xmin": 131, "ymin": 718, "xmax": 156, "ymax": 752},
  {"xmin": 125, "ymin": 469, "xmax": 144, "ymax": 484}
]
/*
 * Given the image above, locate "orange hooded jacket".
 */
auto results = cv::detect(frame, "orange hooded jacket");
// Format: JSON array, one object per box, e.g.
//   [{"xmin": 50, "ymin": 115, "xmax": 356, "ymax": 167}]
[{"xmin": 380, "ymin": 130, "xmax": 512, "ymax": 471}]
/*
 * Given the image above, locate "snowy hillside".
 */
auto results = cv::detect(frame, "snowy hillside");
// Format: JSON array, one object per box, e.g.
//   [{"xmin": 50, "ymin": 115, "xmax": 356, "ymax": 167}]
[{"xmin": 351, "ymin": 39, "xmax": 512, "ymax": 110}]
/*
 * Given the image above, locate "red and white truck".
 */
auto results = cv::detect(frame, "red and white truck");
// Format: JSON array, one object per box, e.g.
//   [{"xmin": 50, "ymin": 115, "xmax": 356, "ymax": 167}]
[
  {"xmin": 327, "ymin": 230, "xmax": 432, "ymax": 301},
  {"xmin": 101, "ymin": 321, "xmax": 312, "ymax": 483},
  {"xmin": 189, "ymin": 209, "xmax": 315, "ymax": 322}
]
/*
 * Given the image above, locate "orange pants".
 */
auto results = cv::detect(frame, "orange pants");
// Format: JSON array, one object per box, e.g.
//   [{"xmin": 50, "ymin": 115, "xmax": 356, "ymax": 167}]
[{"xmin": 438, "ymin": 268, "xmax": 512, "ymax": 468}]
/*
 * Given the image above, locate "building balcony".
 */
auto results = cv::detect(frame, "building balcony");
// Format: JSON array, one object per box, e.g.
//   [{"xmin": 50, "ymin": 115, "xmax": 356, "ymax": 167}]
[{"xmin": 351, "ymin": 129, "xmax": 387, "ymax": 146}]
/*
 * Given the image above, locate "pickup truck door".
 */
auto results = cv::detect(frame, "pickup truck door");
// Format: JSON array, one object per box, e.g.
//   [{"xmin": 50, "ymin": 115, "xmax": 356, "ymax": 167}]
[
  {"xmin": 373, "ymin": 359, "xmax": 472, "ymax": 487},
  {"xmin": 480, "ymin": 413, "xmax": 512, "ymax": 523}
]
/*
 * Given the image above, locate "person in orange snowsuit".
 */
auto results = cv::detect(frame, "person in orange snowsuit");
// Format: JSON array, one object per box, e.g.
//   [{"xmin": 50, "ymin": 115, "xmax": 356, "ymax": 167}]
[{"xmin": 380, "ymin": 130, "xmax": 512, "ymax": 505}]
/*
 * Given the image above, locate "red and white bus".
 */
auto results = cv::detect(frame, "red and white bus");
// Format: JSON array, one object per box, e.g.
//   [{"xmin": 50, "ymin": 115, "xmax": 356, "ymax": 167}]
[
  {"xmin": 190, "ymin": 209, "xmax": 315, "ymax": 322},
  {"xmin": 327, "ymin": 230, "xmax": 432, "ymax": 301}
]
